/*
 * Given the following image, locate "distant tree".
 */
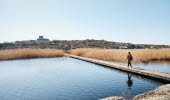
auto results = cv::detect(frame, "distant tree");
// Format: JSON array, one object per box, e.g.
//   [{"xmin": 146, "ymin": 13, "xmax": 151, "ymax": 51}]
[
  {"xmin": 0, "ymin": 43, "xmax": 3, "ymax": 49},
  {"xmin": 53, "ymin": 40, "xmax": 59, "ymax": 43}
]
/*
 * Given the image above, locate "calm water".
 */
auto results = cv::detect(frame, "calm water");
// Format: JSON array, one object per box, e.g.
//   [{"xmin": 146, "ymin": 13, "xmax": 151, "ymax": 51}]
[
  {"xmin": 134, "ymin": 60, "xmax": 170, "ymax": 74},
  {"xmin": 0, "ymin": 58, "xmax": 163, "ymax": 100}
]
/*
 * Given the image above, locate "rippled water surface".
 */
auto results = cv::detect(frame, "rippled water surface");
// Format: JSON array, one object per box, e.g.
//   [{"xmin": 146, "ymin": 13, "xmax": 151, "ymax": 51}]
[{"xmin": 0, "ymin": 58, "xmax": 163, "ymax": 100}]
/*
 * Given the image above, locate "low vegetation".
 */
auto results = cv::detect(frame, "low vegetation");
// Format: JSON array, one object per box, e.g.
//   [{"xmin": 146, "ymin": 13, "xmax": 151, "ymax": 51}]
[
  {"xmin": 0, "ymin": 49, "xmax": 64, "ymax": 61},
  {"xmin": 1, "ymin": 48, "xmax": 170, "ymax": 62},
  {"xmin": 68, "ymin": 48, "xmax": 170, "ymax": 62}
]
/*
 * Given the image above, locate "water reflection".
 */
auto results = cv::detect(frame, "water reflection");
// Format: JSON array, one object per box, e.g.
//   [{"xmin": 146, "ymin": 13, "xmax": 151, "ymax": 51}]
[
  {"xmin": 145, "ymin": 60, "xmax": 170, "ymax": 65},
  {"xmin": 127, "ymin": 74, "xmax": 133, "ymax": 88},
  {"xmin": 134, "ymin": 60, "xmax": 170, "ymax": 73},
  {"xmin": 126, "ymin": 74, "xmax": 133, "ymax": 100}
]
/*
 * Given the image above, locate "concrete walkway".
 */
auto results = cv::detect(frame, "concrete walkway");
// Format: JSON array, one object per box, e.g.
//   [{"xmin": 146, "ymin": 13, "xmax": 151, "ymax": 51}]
[{"xmin": 65, "ymin": 54, "xmax": 170, "ymax": 83}]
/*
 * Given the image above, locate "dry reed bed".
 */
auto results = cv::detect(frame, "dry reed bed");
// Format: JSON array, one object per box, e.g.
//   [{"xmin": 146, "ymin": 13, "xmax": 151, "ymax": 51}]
[
  {"xmin": 68, "ymin": 48, "xmax": 170, "ymax": 62},
  {"xmin": 0, "ymin": 49, "xmax": 64, "ymax": 61}
]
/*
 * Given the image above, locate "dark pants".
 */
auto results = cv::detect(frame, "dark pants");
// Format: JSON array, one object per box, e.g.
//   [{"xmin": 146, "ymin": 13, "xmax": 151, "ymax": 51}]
[{"xmin": 128, "ymin": 60, "xmax": 132, "ymax": 67}]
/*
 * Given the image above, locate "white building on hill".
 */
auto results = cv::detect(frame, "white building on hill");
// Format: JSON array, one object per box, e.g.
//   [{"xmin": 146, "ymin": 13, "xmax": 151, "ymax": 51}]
[{"xmin": 37, "ymin": 36, "xmax": 49, "ymax": 43}]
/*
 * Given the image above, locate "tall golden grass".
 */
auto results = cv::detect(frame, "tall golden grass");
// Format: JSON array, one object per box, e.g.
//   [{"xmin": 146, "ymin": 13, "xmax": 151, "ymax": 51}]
[
  {"xmin": 0, "ymin": 49, "xmax": 64, "ymax": 61},
  {"xmin": 68, "ymin": 48, "xmax": 170, "ymax": 62}
]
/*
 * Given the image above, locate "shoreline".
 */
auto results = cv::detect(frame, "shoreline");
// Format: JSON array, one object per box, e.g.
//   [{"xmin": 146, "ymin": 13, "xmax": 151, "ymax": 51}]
[{"xmin": 100, "ymin": 84, "xmax": 170, "ymax": 100}]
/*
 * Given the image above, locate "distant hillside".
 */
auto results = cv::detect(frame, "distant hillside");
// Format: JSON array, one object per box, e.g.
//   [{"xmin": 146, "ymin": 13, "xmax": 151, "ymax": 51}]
[
  {"xmin": 52, "ymin": 39, "xmax": 144, "ymax": 49},
  {"xmin": 0, "ymin": 39, "xmax": 169, "ymax": 50}
]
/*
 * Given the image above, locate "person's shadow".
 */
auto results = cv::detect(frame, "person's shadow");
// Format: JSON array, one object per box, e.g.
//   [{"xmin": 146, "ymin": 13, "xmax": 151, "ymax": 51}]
[{"xmin": 127, "ymin": 74, "xmax": 133, "ymax": 88}]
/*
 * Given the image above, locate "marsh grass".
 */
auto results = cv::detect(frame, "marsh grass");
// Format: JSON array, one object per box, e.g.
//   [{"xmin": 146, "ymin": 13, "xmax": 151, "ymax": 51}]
[
  {"xmin": 0, "ymin": 49, "xmax": 64, "ymax": 61},
  {"xmin": 68, "ymin": 48, "xmax": 170, "ymax": 62}
]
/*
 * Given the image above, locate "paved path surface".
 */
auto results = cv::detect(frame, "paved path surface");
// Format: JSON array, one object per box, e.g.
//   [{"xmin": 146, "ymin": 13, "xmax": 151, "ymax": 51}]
[{"xmin": 65, "ymin": 54, "xmax": 170, "ymax": 83}]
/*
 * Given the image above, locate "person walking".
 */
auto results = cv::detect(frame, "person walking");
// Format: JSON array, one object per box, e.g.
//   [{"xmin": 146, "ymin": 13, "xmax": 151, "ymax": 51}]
[{"xmin": 127, "ymin": 52, "xmax": 133, "ymax": 68}]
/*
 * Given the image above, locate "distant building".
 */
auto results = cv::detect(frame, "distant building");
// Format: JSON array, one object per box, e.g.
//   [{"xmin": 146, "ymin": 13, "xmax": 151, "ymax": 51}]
[
  {"xmin": 15, "ymin": 41, "xmax": 31, "ymax": 44},
  {"xmin": 15, "ymin": 36, "xmax": 49, "ymax": 44},
  {"xmin": 119, "ymin": 45, "xmax": 144, "ymax": 49},
  {"xmin": 119, "ymin": 46, "xmax": 128, "ymax": 49},
  {"xmin": 29, "ymin": 40, "xmax": 36, "ymax": 43},
  {"xmin": 37, "ymin": 36, "xmax": 49, "ymax": 43}
]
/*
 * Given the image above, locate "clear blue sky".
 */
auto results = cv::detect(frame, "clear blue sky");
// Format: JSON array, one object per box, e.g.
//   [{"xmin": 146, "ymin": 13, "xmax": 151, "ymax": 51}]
[{"xmin": 0, "ymin": 0, "xmax": 170, "ymax": 45}]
